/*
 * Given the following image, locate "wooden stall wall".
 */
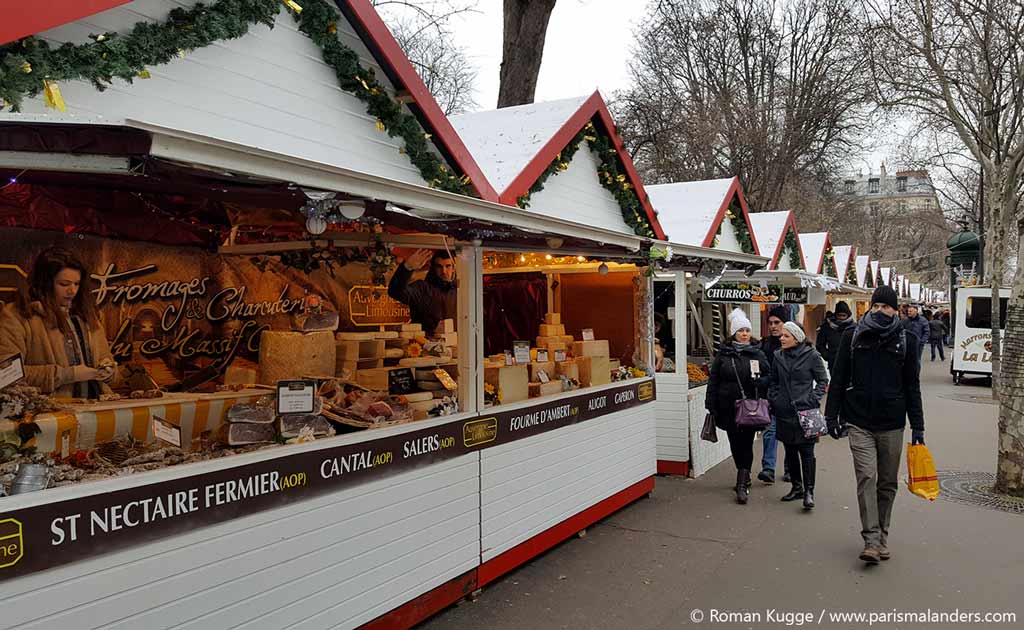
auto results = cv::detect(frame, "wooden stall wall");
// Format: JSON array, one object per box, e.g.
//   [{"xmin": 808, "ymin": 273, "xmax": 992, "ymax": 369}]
[
  {"xmin": 558, "ymin": 272, "xmax": 638, "ymax": 365},
  {"xmin": 654, "ymin": 373, "xmax": 690, "ymax": 470},
  {"xmin": 0, "ymin": 453, "xmax": 481, "ymax": 630}
]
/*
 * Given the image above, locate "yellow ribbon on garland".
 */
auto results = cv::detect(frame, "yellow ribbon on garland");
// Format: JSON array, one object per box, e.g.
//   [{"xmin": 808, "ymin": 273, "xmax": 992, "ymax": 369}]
[
  {"xmin": 282, "ymin": 0, "xmax": 303, "ymax": 13},
  {"xmin": 43, "ymin": 81, "xmax": 66, "ymax": 112}
]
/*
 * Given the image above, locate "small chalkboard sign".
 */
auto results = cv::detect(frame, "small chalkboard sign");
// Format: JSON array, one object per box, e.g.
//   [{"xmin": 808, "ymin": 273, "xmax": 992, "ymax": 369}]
[
  {"xmin": 277, "ymin": 380, "xmax": 316, "ymax": 415},
  {"xmin": 388, "ymin": 367, "xmax": 416, "ymax": 395},
  {"xmin": 0, "ymin": 353, "xmax": 24, "ymax": 390}
]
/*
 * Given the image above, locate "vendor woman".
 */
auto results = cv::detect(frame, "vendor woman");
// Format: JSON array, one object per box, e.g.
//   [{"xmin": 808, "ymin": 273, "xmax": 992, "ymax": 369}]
[
  {"xmin": 0, "ymin": 247, "xmax": 117, "ymax": 397},
  {"xmin": 388, "ymin": 248, "xmax": 457, "ymax": 333}
]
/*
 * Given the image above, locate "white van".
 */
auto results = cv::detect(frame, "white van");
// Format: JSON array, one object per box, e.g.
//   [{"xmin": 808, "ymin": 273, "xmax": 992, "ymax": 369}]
[{"xmin": 952, "ymin": 286, "xmax": 1010, "ymax": 384}]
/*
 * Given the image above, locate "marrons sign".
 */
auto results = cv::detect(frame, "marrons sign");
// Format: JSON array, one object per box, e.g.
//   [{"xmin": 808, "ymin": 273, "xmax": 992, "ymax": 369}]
[{"xmin": 0, "ymin": 380, "xmax": 655, "ymax": 582}]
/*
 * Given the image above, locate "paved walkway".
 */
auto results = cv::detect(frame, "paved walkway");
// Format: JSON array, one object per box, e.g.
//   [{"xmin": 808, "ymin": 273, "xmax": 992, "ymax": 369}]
[{"xmin": 424, "ymin": 359, "xmax": 1022, "ymax": 629}]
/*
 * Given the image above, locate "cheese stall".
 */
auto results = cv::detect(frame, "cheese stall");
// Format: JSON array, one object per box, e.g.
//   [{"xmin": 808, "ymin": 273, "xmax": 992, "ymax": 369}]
[
  {"xmin": 644, "ymin": 178, "xmax": 767, "ymax": 477},
  {"xmin": 0, "ymin": 2, "xmax": 668, "ymax": 628}
]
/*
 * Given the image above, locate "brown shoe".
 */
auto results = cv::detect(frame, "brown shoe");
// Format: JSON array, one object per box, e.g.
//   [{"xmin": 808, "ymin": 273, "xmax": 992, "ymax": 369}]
[
  {"xmin": 859, "ymin": 546, "xmax": 881, "ymax": 564},
  {"xmin": 878, "ymin": 545, "xmax": 890, "ymax": 560}
]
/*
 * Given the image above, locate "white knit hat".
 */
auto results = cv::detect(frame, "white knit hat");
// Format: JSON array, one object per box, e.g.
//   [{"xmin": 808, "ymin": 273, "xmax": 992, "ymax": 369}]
[
  {"xmin": 782, "ymin": 321, "xmax": 806, "ymax": 343},
  {"xmin": 728, "ymin": 308, "xmax": 753, "ymax": 336}
]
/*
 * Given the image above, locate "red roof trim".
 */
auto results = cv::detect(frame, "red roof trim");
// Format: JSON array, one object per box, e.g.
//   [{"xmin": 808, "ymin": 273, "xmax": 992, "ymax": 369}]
[
  {"xmin": 0, "ymin": 0, "xmax": 130, "ymax": 46},
  {"xmin": 766, "ymin": 211, "xmax": 799, "ymax": 270},
  {"xmin": 340, "ymin": 0, "xmax": 498, "ymax": 201},
  {"xmin": 700, "ymin": 177, "xmax": 762, "ymax": 255},
  {"xmin": 498, "ymin": 91, "xmax": 667, "ymax": 240},
  {"xmin": 821, "ymin": 234, "xmax": 833, "ymax": 276}
]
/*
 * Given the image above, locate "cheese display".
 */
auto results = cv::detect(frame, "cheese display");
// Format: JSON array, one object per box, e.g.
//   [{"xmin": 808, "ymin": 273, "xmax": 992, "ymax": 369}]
[
  {"xmin": 484, "ymin": 364, "xmax": 529, "ymax": 404},
  {"xmin": 572, "ymin": 340, "xmax": 610, "ymax": 358},
  {"xmin": 529, "ymin": 381, "xmax": 563, "ymax": 397},
  {"xmin": 529, "ymin": 361, "xmax": 554, "ymax": 382},
  {"xmin": 577, "ymin": 355, "xmax": 611, "ymax": 387},
  {"xmin": 544, "ymin": 312, "xmax": 561, "ymax": 326},
  {"xmin": 259, "ymin": 331, "xmax": 336, "ymax": 385},
  {"xmin": 555, "ymin": 360, "xmax": 579, "ymax": 381}
]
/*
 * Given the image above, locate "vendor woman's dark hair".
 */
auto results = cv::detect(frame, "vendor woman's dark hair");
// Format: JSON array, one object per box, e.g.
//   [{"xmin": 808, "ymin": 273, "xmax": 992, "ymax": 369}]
[{"xmin": 19, "ymin": 246, "xmax": 100, "ymax": 332}]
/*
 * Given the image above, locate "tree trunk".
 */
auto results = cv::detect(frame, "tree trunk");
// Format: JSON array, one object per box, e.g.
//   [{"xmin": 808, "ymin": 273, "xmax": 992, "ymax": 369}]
[
  {"xmin": 985, "ymin": 172, "xmax": 1007, "ymax": 398},
  {"xmin": 994, "ymin": 217, "xmax": 1024, "ymax": 496},
  {"xmin": 497, "ymin": 0, "xmax": 557, "ymax": 108}
]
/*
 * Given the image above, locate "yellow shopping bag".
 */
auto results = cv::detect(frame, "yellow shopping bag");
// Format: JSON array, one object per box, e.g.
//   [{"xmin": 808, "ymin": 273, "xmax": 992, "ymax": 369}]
[{"xmin": 906, "ymin": 443, "xmax": 940, "ymax": 501}]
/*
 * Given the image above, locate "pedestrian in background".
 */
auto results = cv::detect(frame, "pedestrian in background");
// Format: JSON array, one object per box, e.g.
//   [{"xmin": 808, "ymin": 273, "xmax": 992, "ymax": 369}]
[
  {"xmin": 816, "ymin": 301, "xmax": 854, "ymax": 372},
  {"xmin": 757, "ymin": 305, "xmax": 790, "ymax": 484},
  {"xmin": 901, "ymin": 304, "xmax": 929, "ymax": 361},
  {"xmin": 706, "ymin": 309, "xmax": 770, "ymax": 504},
  {"xmin": 927, "ymin": 312, "xmax": 947, "ymax": 362},
  {"xmin": 825, "ymin": 285, "xmax": 924, "ymax": 564},
  {"xmin": 940, "ymin": 308, "xmax": 952, "ymax": 346},
  {"xmin": 769, "ymin": 322, "xmax": 829, "ymax": 510}
]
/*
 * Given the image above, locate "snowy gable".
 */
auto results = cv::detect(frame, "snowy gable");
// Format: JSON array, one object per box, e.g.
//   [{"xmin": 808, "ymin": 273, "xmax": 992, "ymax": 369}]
[
  {"xmin": 833, "ymin": 246, "xmax": 853, "ymax": 282},
  {"xmin": 871, "ymin": 261, "xmax": 882, "ymax": 285},
  {"xmin": 799, "ymin": 232, "xmax": 828, "ymax": 274},
  {"xmin": 748, "ymin": 211, "xmax": 791, "ymax": 269},
  {"xmin": 648, "ymin": 178, "xmax": 751, "ymax": 251},
  {"xmin": 855, "ymin": 255, "xmax": 871, "ymax": 287},
  {"xmin": 450, "ymin": 96, "xmax": 588, "ymax": 195},
  {"xmin": 2, "ymin": 0, "xmax": 477, "ymax": 193},
  {"xmin": 525, "ymin": 145, "xmax": 627, "ymax": 234},
  {"xmin": 881, "ymin": 267, "xmax": 894, "ymax": 288}
]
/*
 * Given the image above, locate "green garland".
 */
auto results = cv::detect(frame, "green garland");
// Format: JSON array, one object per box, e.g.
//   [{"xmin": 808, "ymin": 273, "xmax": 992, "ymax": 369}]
[
  {"xmin": 864, "ymin": 266, "xmax": 874, "ymax": 287},
  {"xmin": 518, "ymin": 120, "xmax": 657, "ymax": 239},
  {"xmin": 0, "ymin": 0, "xmax": 475, "ymax": 197},
  {"xmin": 846, "ymin": 259, "xmax": 857, "ymax": 284},
  {"xmin": 783, "ymin": 227, "xmax": 802, "ymax": 270},
  {"xmin": 823, "ymin": 249, "xmax": 837, "ymax": 277},
  {"xmin": 724, "ymin": 200, "xmax": 757, "ymax": 255}
]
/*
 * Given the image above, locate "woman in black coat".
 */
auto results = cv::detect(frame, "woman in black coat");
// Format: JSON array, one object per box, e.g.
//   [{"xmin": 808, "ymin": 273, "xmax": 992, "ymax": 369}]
[
  {"xmin": 770, "ymin": 322, "xmax": 829, "ymax": 510},
  {"xmin": 706, "ymin": 309, "xmax": 770, "ymax": 504}
]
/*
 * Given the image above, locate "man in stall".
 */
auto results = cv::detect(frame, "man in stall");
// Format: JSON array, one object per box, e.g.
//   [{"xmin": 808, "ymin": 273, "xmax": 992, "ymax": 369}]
[{"xmin": 388, "ymin": 248, "xmax": 458, "ymax": 334}]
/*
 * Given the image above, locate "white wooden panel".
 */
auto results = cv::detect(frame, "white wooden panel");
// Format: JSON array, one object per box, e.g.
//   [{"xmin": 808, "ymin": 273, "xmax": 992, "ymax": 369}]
[
  {"xmin": 1, "ymin": 455, "xmax": 480, "ymax": 630},
  {"xmin": 655, "ymin": 373, "xmax": 689, "ymax": 462},
  {"xmin": 715, "ymin": 213, "xmax": 744, "ymax": 253},
  {"xmin": 480, "ymin": 405, "xmax": 656, "ymax": 562},
  {"xmin": 686, "ymin": 385, "xmax": 732, "ymax": 477},
  {"xmin": 7, "ymin": 3, "xmax": 438, "ymax": 187},
  {"xmin": 528, "ymin": 148, "xmax": 633, "ymax": 235}
]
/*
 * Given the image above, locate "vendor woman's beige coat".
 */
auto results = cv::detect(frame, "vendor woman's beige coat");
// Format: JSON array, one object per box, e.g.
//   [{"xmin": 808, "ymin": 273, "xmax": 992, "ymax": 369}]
[{"xmin": 0, "ymin": 302, "xmax": 115, "ymax": 396}]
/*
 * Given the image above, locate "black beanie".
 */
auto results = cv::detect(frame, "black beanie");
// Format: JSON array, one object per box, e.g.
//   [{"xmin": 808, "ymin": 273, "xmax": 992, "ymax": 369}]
[
  {"xmin": 768, "ymin": 305, "xmax": 790, "ymax": 322},
  {"xmin": 871, "ymin": 286, "xmax": 899, "ymax": 310},
  {"xmin": 835, "ymin": 301, "xmax": 852, "ymax": 317}
]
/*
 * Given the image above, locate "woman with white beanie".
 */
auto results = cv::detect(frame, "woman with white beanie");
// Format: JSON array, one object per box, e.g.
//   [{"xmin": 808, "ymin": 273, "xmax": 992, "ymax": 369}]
[
  {"xmin": 706, "ymin": 308, "xmax": 771, "ymax": 504},
  {"xmin": 769, "ymin": 321, "xmax": 829, "ymax": 510}
]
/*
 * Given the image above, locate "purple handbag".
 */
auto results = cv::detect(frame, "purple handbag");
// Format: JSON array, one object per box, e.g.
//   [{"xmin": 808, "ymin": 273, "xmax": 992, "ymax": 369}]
[{"xmin": 731, "ymin": 359, "xmax": 771, "ymax": 429}]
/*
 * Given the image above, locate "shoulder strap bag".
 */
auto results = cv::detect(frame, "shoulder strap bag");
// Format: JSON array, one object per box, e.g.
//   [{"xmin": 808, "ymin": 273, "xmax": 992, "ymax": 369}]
[{"xmin": 731, "ymin": 358, "xmax": 771, "ymax": 429}]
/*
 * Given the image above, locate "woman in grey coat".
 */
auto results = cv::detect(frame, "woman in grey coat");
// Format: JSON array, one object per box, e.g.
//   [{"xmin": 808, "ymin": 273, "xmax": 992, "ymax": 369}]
[{"xmin": 769, "ymin": 322, "xmax": 829, "ymax": 510}]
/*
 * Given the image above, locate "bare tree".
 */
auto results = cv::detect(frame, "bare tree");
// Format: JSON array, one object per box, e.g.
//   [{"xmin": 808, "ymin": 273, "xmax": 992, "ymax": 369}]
[
  {"xmin": 373, "ymin": 0, "xmax": 479, "ymax": 114},
  {"xmin": 615, "ymin": 0, "xmax": 875, "ymax": 213},
  {"xmin": 497, "ymin": 0, "xmax": 558, "ymax": 107},
  {"xmin": 864, "ymin": 0, "xmax": 1024, "ymax": 493}
]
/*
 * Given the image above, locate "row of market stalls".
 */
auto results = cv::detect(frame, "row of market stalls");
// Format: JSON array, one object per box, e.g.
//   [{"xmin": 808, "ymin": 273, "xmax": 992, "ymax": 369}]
[
  {"xmin": 0, "ymin": 2, "xmax": 762, "ymax": 628},
  {"xmin": 0, "ymin": 1, "xmax": 947, "ymax": 627}
]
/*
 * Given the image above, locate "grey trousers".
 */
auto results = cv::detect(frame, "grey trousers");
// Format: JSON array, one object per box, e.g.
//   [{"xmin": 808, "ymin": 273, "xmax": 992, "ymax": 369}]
[{"xmin": 848, "ymin": 425, "xmax": 904, "ymax": 547}]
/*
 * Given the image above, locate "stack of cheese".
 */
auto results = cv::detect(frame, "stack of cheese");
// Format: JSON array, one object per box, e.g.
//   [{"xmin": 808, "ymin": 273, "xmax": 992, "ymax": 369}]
[
  {"xmin": 571, "ymin": 339, "xmax": 612, "ymax": 388},
  {"xmin": 259, "ymin": 331, "xmax": 336, "ymax": 385},
  {"xmin": 434, "ymin": 319, "xmax": 458, "ymax": 357},
  {"xmin": 336, "ymin": 332, "xmax": 387, "ymax": 379},
  {"xmin": 535, "ymin": 313, "xmax": 574, "ymax": 353},
  {"xmin": 399, "ymin": 322, "xmax": 423, "ymax": 340},
  {"xmin": 484, "ymin": 361, "xmax": 529, "ymax": 404}
]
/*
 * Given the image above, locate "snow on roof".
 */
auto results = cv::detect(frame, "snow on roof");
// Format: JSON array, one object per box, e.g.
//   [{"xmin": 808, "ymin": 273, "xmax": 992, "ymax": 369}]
[
  {"xmin": 449, "ymin": 95, "xmax": 590, "ymax": 194},
  {"xmin": 881, "ymin": 267, "xmax": 893, "ymax": 286},
  {"xmin": 833, "ymin": 245, "xmax": 853, "ymax": 280},
  {"xmin": 910, "ymin": 283, "xmax": 921, "ymax": 300},
  {"xmin": 856, "ymin": 255, "xmax": 870, "ymax": 286},
  {"xmin": 799, "ymin": 232, "xmax": 829, "ymax": 274},
  {"xmin": 747, "ymin": 211, "xmax": 792, "ymax": 267},
  {"xmin": 646, "ymin": 178, "xmax": 736, "ymax": 246}
]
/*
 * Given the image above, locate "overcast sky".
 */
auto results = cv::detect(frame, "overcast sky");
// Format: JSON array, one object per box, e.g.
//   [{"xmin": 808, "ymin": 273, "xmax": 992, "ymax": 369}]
[{"xmin": 439, "ymin": 0, "xmax": 893, "ymax": 174}]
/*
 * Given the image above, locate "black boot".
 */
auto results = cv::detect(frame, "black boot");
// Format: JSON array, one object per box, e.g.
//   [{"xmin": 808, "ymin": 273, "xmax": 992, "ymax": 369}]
[
  {"xmin": 736, "ymin": 470, "xmax": 750, "ymax": 504},
  {"xmin": 780, "ymin": 483, "xmax": 804, "ymax": 501},
  {"xmin": 803, "ymin": 487, "xmax": 815, "ymax": 510}
]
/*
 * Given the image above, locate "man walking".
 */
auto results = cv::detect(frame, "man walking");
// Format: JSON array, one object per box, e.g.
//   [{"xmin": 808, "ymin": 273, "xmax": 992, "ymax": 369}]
[
  {"xmin": 816, "ymin": 301, "xmax": 854, "ymax": 372},
  {"xmin": 825, "ymin": 285, "xmax": 924, "ymax": 564},
  {"xmin": 756, "ymin": 305, "xmax": 789, "ymax": 484},
  {"xmin": 927, "ymin": 312, "xmax": 947, "ymax": 362},
  {"xmin": 901, "ymin": 304, "xmax": 929, "ymax": 361}
]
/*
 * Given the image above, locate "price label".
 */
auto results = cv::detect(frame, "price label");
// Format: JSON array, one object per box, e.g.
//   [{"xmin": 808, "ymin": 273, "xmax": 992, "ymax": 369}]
[
  {"xmin": 276, "ymin": 380, "xmax": 316, "ymax": 415},
  {"xmin": 0, "ymin": 354, "xmax": 24, "ymax": 390},
  {"xmin": 513, "ymin": 341, "xmax": 531, "ymax": 365},
  {"xmin": 153, "ymin": 416, "xmax": 182, "ymax": 448},
  {"xmin": 582, "ymin": 328, "xmax": 595, "ymax": 341},
  {"xmin": 538, "ymin": 369, "xmax": 550, "ymax": 384},
  {"xmin": 388, "ymin": 368, "xmax": 415, "ymax": 395},
  {"xmin": 536, "ymin": 349, "xmax": 549, "ymax": 363},
  {"xmin": 554, "ymin": 349, "xmax": 567, "ymax": 362}
]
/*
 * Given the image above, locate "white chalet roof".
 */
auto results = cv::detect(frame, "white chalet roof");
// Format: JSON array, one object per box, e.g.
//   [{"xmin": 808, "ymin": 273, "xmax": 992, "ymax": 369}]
[
  {"xmin": 748, "ymin": 211, "xmax": 791, "ymax": 267},
  {"xmin": 881, "ymin": 267, "xmax": 893, "ymax": 287},
  {"xmin": 647, "ymin": 178, "xmax": 736, "ymax": 247},
  {"xmin": 910, "ymin": 283, "xmax": 922, "ymax": 301},
  {"xmin": 449, "ymin": 95, "xmax": 589, "ymax": 194},
  {"xmin": 799, "ymin": 232, "xmax": 829, "ymax": 274},
  {"xmin": 856, "ymin": 255, "xmax": 871, "ymax": 287},
  {"xmin": 833, "ymin": 245, "xmax": 853, "ymax": 281}
]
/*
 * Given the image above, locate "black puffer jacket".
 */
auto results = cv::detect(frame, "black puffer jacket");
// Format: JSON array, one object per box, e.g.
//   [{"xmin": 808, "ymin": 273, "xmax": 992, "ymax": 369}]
[
  {"xmin": 761, "ymin": 334, "xmax": 783, "ymax": 368},
  {"xmin": 825, "ymin": 326, "xmax": 924, "ymax": 432},
  {"xmin": 706, "ymin": 342, "xmax": 770, "ymax": 431},
  {"xmin": 387, "ymin": 264, "xmax": 457, "ymax": 333},
  {"xmin": 816, "ymin": 317, "xmax": 854, "ymax": 369},
  {"xmin": 769, "ymin": 344, "xmax": 829, "ymax": 443}
]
